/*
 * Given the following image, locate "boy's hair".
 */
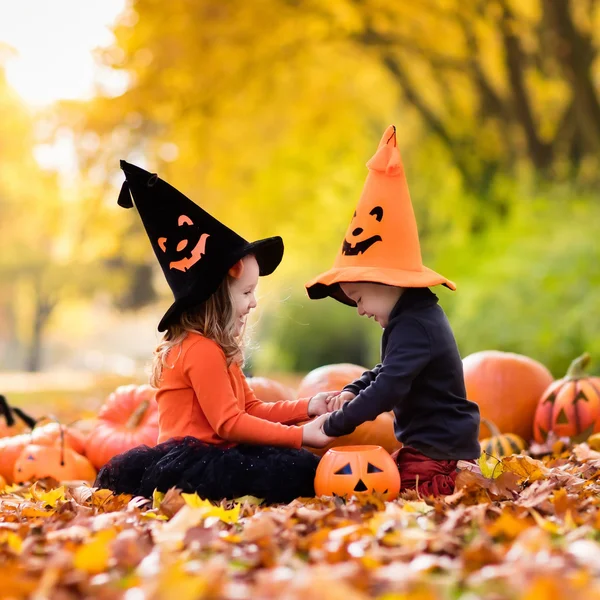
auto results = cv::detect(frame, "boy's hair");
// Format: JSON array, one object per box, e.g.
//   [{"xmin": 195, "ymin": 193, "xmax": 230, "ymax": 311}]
[{"xmin": 150, "ymin": 275, "xmax": 243, "ymax": 388}]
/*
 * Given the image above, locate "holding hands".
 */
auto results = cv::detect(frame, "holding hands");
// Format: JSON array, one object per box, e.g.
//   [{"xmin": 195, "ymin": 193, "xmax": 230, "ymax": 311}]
[
  {"xmin": 326, "ymin": 390, "xmax": 356, "ymax": 411},
  {"xmin": 301, "ymin": 414, "xmax": 334, "ymax": 448},
  {"xmin": 303, "ymin": 390, "xmax": 357, "ymax": 448},
  {"xmin": 307, "ymin": 391, "xmax": 338, "ymax": 416}
]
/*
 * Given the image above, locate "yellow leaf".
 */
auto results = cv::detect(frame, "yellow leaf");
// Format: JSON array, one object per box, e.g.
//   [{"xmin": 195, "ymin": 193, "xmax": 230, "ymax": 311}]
[
  {"xmin": 233, "ymin": 495, "xmax": 264, "ymax": 506},
  {"xmin": 73, "ymin": 529, "xmax": 117, "ymax": 574},
  {"xmin": 152, "ymin": 489, "xmax": 165, "ymax": 510},
  {"xmin": 39, "ymin": 486, "xmax": 66, "ymax": 508},
  {"xmin": 181, "ymin": 493, "xmax": 214, "ymax": 510},
  {"xmin": 21, "ymin": 506, "xmax": 55, "ymax": 518},
  {"xmin": 479, "ymin": 453, "xmax": 504, "ymax": 479},
  {"xmin": 209, "ymin": 503, "xmax": 240, "ymax": 524},
  {"xmin": 403, "ymin": 501, "xmax": 434, "ymax": 514},
  {"xmin": 181, "ymin": 493, "xmax": 240, "ymax": 523},
  {"xmin": 529, "ymin": 509, "xmax": 562, "ymax": 535},
  {"xmin": 501, "ymin": 455, "xmax": 548, "ymax": 483},
  {"xmin": 0, "ymin": 483, "xmax": 21, "ymax": 494},
  {"xmin": 141, "ymin": 511, "xmax": 168, "ymax": 521},
  {"xmin": 0, "ymin": 532, "xmax": 23, "ymax": 554},
  {"xmin": 155, "ymin": 561, "xmax": 208, "ymax": 600}
]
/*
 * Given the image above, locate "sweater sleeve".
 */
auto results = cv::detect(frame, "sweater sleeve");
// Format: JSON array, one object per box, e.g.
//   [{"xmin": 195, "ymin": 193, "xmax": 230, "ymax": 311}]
[
  {"xmin": 183, "ymin": 340, "xmax": 303, "ymax": 448},
  {"xmin": 324, "ymin": 318, "xmax": 431, "ymax": 437},
  {"xmin": 241, "ymin": 372, "xmax": 311, "ymax": 425},
  {"xmin": 343, "ymin": 365, "xmax": 382, "ymax": 395}
]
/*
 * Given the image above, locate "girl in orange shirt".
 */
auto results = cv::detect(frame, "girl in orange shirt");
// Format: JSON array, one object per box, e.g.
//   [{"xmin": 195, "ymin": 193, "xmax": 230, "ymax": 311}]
[{"xmin": 95, "ymin": 161, "xmax": 331, "ymax": 503}]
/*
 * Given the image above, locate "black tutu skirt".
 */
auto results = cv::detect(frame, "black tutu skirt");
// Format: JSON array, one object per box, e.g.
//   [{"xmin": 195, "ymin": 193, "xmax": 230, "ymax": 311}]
[{"xmin": 94, "ymin": 436, "xmax": 320, "ymax": 504}]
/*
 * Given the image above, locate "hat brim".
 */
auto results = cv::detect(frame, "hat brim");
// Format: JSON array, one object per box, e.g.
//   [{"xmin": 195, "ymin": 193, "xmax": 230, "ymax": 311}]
[
  {"xmin": 157, "ymin": 236, "xmax": 284, "ymax": 331},
  {"xmin": 306, "ymin": 265, "xmax": 456, "ymax": 306}
]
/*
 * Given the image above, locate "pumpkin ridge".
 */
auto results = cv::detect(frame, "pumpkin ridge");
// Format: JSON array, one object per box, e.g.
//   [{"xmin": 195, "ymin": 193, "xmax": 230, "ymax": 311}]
[
  {"xmin": 587, "ymin": 379, "xmax": 600, "ymax": 401},
  {"xmin": 572, "ymin": 381, "xmax": 583, "ymax": 434}
]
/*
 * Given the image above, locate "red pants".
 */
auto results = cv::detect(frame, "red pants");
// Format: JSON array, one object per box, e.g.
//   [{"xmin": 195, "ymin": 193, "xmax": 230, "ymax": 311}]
[{"xmin": 391, "ymin": 446, "xmax": 459, "ymax": 496}]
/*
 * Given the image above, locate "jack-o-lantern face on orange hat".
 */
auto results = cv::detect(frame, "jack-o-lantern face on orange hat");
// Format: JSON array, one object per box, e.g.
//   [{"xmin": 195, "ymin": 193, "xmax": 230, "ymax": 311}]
[
  {"xmin": 118, "ymin": 160, "xmax": 284, "ymax": 331},
  {"xmin": 306, "ymin": 125, "xmax": 456, "ymax": 305}
]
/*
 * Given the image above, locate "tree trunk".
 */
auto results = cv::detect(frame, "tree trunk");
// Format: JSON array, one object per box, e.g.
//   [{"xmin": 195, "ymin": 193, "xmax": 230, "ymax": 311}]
[
  {"xmin": 25, "ymin": 281, "xmax": 56, "ymax": 373},
  {"xmin": 497, "ymin": 0, "xmax": 554, "ymax": 172},
  {"xmin": 542, "ymin": 0, "xmax": 600, "ymax": 154}
]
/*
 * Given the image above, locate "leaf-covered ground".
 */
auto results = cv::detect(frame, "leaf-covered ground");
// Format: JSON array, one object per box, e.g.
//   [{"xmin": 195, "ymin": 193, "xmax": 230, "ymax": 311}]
[{"xmin": 3, "ymin": 439, "xmax": 600, "ymax": 599}]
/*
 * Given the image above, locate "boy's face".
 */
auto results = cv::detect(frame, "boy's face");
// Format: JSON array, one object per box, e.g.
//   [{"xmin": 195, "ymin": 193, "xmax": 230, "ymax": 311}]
[{"xmin": 340, "ymin": 282, "xmax": 403, "ymax": 328}]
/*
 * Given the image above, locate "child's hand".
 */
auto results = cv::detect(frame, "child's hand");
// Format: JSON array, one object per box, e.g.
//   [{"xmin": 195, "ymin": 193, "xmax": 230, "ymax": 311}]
[
  {"xmin": 302, "ymin": 414, "xmax": 335, "ymax": 448},
  {"xmin": 308, "ymin": 391, "xmax": 339, "ymax": 416},
  {"xmin": 326, "ymin": 391, "xmax": 356, "ymax": 411}
]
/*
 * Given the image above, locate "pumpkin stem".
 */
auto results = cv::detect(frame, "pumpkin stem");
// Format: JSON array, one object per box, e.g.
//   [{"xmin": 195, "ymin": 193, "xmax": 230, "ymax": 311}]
[
  {"xmin": 566, "ymin": 353, "xmax": 591, "ymax": 379},
  {"xmin": 126, "ymin": 399, "xmax": 150, "ymax": 429},
  {"xmin": 481, "ymin": 418, "xmax": 502, "ymax": 438}
]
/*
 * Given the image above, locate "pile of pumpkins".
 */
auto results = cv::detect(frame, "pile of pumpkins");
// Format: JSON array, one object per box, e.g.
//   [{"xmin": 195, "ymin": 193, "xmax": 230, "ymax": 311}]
[
  {"xmin": 0, "ymin": 385, "xmax": 158, "ymax": 487},
  {"xmin": 1, "ymin": 350, "xmax": 598, "ymax": 487}
]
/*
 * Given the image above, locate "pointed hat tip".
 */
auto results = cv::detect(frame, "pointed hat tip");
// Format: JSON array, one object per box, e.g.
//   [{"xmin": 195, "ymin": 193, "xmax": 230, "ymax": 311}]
[{"xmin": 367, "ymin": 125, "xmax": 402, "ymax": 175}]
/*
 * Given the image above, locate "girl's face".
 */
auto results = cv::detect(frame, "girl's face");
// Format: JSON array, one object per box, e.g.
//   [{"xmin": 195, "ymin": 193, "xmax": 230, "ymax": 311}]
[
  {"xmin": 230, "ymin": 255, "xmax": 260, "ymax": 335},
  {"xmin": 340, "ymin": 282, "xmax": 403, "ymax": 328}
]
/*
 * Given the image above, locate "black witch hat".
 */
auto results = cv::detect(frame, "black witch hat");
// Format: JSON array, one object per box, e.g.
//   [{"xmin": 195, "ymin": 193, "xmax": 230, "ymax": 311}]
[{"xmin": 118, "ymin": 160, "xmax": 284, "ymax": 331}]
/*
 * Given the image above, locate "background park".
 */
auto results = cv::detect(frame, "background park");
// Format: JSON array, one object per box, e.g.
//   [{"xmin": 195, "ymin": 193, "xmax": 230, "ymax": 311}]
[{"xmin": 1, "ymin": 1, "xmax": 600, "ymax": 598}]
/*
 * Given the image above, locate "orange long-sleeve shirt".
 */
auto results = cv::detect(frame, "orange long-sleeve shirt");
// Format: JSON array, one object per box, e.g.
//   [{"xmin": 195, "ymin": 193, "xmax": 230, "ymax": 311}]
[{"xmin": 156, "ymin": 332, "xmax": 309, "ymax": 447}]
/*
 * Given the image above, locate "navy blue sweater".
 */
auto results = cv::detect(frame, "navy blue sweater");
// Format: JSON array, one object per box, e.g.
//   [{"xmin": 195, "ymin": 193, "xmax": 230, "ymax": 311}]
[{"xmin": 323, "ymin": 288, "xmax": 480, "ymax": 460}]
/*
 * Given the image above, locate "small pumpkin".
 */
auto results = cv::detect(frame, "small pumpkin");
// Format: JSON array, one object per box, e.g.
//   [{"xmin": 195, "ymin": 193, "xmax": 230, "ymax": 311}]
[
  {"xmin": 296, "ymin": 363, "xmax": 368, "ymax": 399},
  {"xmin": 314, "ymin": 445, "xmax": 400, "ymax": 500},
  {"xmin": 534, "ymin": 353, "xmax": 600, "ymax": 443},
  {"xmin": 247, "ymin": 377, "xmax": 294, "ymax": 403},
  {"xmin": 0, "ymin": 474, "xmax": 6, "ymax": 490},
  {"xmin": 84, "ymin": 384, "xmax": 159, "ymax": 470},
  {"xmin": 479, "ymin": 418, "xmax": 527, "ymax": 459},
  {"xmin": 463, "ymin": 350, "xmax": 554, "ymax": 441},
  {"xmin": 0, "ymin": 421, "xmax": 87, "ymax": 483},
  {"xmin": 13, "ymin": 443, "xmax": 96, "ymax": 483},
  {"xmin": 0, "ymin": 395, "xmax": 37, "ymax": 438}
]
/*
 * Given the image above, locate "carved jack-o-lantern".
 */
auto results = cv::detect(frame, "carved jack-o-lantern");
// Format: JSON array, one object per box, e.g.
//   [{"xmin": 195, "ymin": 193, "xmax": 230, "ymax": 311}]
[
  {"xmin": 342, "ymin": 206, "xmax": 384, "ymax": 256},
  {"xmin": 157, "ymin": 214, "xmax": 210, "ymax": 272},
  {"xmin": 13, "ymin": 443, "xmax": 96, "ymax": 483},
  {"xmin": 314, "ymin": 445, "xmax": 400, "ymax": 500}
]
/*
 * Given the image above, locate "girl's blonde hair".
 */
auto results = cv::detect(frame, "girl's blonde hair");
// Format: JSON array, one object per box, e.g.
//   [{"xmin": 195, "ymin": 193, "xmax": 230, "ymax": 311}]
[{"xmin": 150, "ymin": 275, "xmax": 243, "ymax": 388}]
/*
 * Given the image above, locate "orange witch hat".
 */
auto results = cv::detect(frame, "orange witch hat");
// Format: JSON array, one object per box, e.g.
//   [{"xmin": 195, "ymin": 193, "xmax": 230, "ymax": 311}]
[{"xmin": 306, "ymin": 125, "xmax": 456, "ymax": 305}]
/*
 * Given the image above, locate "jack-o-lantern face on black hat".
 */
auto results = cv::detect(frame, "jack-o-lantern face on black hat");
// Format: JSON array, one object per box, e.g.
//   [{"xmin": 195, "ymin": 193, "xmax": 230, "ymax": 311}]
[
  {"xmin": 157, "ymin": 215, "xmax": 210, "ymax": 272},
  {"xmin": 117, "ymin": 160, "xmax": 284, "ymax": 331},
  {"xmin": 342, "ymin": 206, "xmax": 384, "ymax": 256}
]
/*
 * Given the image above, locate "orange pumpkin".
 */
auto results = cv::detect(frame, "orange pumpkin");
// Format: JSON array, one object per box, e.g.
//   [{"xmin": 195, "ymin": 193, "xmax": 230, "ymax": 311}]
[
  {"xmin": 303, "ymin": 412, "xmax": 402, "ymax": 457},
  {"xmin": 314, "ymin": 445, "xmax": 400, "ymax": 500},
  {"xmin": 85, "ymin": 384, "xmax": 159, "ymax": 470},
  {"xmin": 533, "ymin": 353, "xmax": 600, "ymax": 443},
  {"xmin": 463, "ymin": 350, "xmax": 554, "ymax": 441},
  {"xmin": 296, "ymin": 363, "xmax": 368, "ymax": 399},
  {"xmin": 247, "ymin": 377, "xmax": 294, "ymax": 403},
  {"xmin": 13, "ymin": 444, "xmax": 96, "ymax": 483},
  {"xmin": 0, "ymin": 422, "xmax": 87, "ymax": 483},
  {"xmin": 0, "ymin": 395, "xmax": 37, "ymax": 438},
  {"xmin": 0, "ymin": 474, "xmax": 6, "ymax": 489}
]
